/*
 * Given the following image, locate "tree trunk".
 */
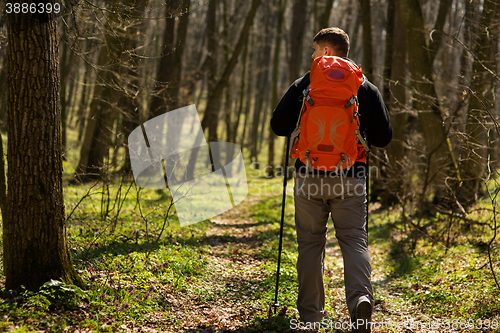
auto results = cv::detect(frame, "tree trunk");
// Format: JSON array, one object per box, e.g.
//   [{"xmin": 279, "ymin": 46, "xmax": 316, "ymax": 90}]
[
  {"xmin": 76, "ymin": 58, "xmax": 94, "ymax": 144},
  {"xmin": 250, "ymin": 3, "xmax": 274, "ymax": 161},
  {"xmin": 399, "ymin": 0, "xmax": 457, "ymax": 203},
  {"xmin": 75, "ymin": 0, "xmax": 143, "ymax": 181},
  {"xmin": 148, "ymin": 0, "xmax": 179, "ymax": 118},
  {"xmin": 268, "ymin": 0, "xmax": 287, "ymax": 177},
  {"xmin": 376, "ymin": 0, "xmax": 408, "ymax": 205},
  {"xmin": 0, "ymin": 56, "xmax": 7, "ymax": 131},
  {"xmin": 289, "ymin": 0, "xmax": 308, "ymax": 82},
  {"xmin": 223, "ymin": 0, "xmax": 233, "ymax": 144},
  {"xmin": 382, "ymin": 0, "xmax": 395, "ymax": 103},
  {"xmin": 60, "ymin": 15, "xmax": 76, "ymax": 161},
  {"xmin": 118, "ymin": 0, "xmax": 150, "ymax": 174},
  {"xmin": 206, "ymin": 0, "xmax": 219, "ymax": 144},
  {"xmin": 240, "ymin": 29, "xmax": 255, "ymax": 149},
  {"xmin": 185, "ymin": 0, "xmax": 262, "ymax": 179},
  {"xmin": 320, "ymin": 0, "xmax": 335, "ymax": 29},
  {"xmin": 358, "ymin": 0, "xmax": 374, "ymax": 80},
  {"xmin": 201, "ymin": 0, "xmax": 262, "ymax": 133},
  {"xmin": 429, "ymin": 0, "xmax": 453, "ymax": 64},
  {"xmin": 387, "ymin": 0, "xmax": 407, "ymax": 165},
  {"xmin": 460, "ymin": 0, "xmax": 499, "ymax": 205},
  {"xmin": 231, "ymin": 34, "xmax": 249, "ymax": 144},
  {"xmin": 0, "ymin": 131, "xmax": 7, "ymax": 232},
  {"xmin": 5, "ymin": 3, "xmax": 82, "ymax": 291}
]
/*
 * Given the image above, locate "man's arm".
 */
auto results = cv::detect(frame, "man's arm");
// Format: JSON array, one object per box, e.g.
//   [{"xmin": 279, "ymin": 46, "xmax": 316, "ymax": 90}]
[
  {"xmin": 270, "ymin": 74, "xmax": 310, "ymax": 137},
  {"xmin": 358, "ymin": 81, "xmax": 393, "ymax": 148}
]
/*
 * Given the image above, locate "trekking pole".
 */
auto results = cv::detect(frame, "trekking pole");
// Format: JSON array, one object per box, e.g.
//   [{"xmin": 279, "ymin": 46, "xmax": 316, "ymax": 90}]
[
  {"xmin": 365, "ymin": 143, "xmax": 370, "ymax": 235},
  {"xmin": 272, "ymin": 135, "xmax": 291, "ymax": 314}
]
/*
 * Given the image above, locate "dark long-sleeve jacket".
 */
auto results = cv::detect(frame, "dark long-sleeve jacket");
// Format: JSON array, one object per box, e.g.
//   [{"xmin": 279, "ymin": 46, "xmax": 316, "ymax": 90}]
[{"xmin": 270, "ymin": 72, "xmax": 392, "ymax": 178}]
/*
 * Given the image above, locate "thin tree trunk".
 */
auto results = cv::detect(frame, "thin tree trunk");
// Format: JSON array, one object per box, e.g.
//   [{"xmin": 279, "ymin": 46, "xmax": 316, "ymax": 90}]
[
  {"xmin": 223, "ymin": 0, "xmax": 233, "ymax": 144},
  {"xmin": 206, "ymin": 0, "xmax": 219, "ymax": 143},
  {"xmin": 377, "ymin": 0, "xmax": 407, "ymax": 205},
  {"xmin": 320, "ymin": 0, "xmax": 335, "ymax": 29},
  {"xmin": 399, "ymin": 0, "xmax": 458, "ymax": 203},
  {"xmin": 289, "ymin": 0, "xmax": 308, "ymax": 82},
  {"xmin": 382, "ymin": 0, "xmax": 395, "ymax": 102},
  {"xmin": 185, "ymin": 0, "xmax": 262, "ymax": 179},
  {"xmin": 358, "ymin": 0, "xmax": 374, "ymax": 80},
  {"xmin": 387, "ymin": 0, "xmax": 407, "ymax": 165},
  {"xmin": 231, "ymin": 34, "xmax": 249, "ymax": 144},
  {"xmin": 429, "ymin": 0, "xmax": 453, "ymax": 64},
  {"xmin": 240, "ymin": 29, "xmax": 255, "ymax": 149},
  {"xmin": 268, "ymin": 0, "xmax": 287, "ymax": 177},
  {"xmin": 76, "ymin": 58, "xmax": 94, "ymax": 144},
  {"xmin": 460, "ymin": 0, "xmax": 499, "ymax": 204},
  {"xmin": 148, "ymin": 0, "xmax": 179, "ymax": 118},
  {"xmin": 60, "ymin": 15, "xmax": 76, "ymax": 161},
  {"xmin": 119, "ymin": 0, "xmax": 149, "ymax": 174},
  {"xmin": 75, "ymin": 0, "xmax": 143, "ymax": 181},
  {"xmin": 250, "ymin": 5, "xmax": 274, "ymax": 161}
]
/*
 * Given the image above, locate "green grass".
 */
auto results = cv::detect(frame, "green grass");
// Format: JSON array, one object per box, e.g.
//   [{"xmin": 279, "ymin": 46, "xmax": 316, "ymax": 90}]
[
  {"xmin": 1, "ymin": 124, "xmax": 500, "ymax": 331},
  {"xmin": 1, "ymin": 176, "xmax": 500, "ymax": 331}
]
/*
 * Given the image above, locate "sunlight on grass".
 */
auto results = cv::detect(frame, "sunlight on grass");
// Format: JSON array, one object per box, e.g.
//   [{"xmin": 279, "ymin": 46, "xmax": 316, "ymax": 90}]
[{"xmin": 1, "ymin": 125, "xmax": 500, "ymax": 331}]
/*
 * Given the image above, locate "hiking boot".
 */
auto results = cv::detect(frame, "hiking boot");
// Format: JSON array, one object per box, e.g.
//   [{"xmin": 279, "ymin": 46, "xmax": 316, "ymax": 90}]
[{"xmin": 351, "ymin": 295, "xmax": 372, "ymax": 333}]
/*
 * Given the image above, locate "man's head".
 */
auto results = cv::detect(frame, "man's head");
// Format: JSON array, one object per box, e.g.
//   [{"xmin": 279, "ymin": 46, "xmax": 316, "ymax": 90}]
[{"xmin": 311, "ymin": 27, "xmax": 350, "ymax": 59}]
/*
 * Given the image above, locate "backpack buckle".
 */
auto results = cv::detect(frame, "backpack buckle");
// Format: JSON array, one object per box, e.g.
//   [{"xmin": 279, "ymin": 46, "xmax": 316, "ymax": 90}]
[
  {"xmin": 303, "ymin": 89, "xmax": 314, "ymax": 106},
  {"xmin": 345, "ymin": 96, "xmax": 358, "ymax": 108}
]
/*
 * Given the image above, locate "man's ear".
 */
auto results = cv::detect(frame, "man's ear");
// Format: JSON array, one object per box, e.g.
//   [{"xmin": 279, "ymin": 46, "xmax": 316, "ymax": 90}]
[{"xmin": 324, "ymin": 46, "xmax": 332, "ymax": 56}]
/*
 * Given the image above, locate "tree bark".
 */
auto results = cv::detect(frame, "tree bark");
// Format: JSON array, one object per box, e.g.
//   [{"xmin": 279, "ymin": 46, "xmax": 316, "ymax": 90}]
[
  {"xmin": 460, "ymin": 0, "xmax": 499, "ymax": 204},
  {"xmin": 358, "ymin": 0, "xmax": 374, "ymax": 80},
  {"xmin": 60, "ymin": 15, "xmax": 76, "ymax": 161},
  {"xmin": 231, "ymin": 34, "xmax": 249, "ymax": 144},
  {"xmin": 289, "ymin": 0, "xmax": 308, "ymax": 82},
  {"xmin": 240, "ymin": 29, "xmax": 255, "ymax": 149},
  {"xmin": 200, "ymin": 0, "xmax": 263, "ymax": 133},
  {"xmin": 429, "ymin": 0, "xmax": 453, "ymax": 64},
  {"xmin": 206, "ymin": 0, "xmax": 219, "ymax": 143},
  {"xmin": 185, "ymin": 0, "xmax": 262, "ymax": 179},
  {"xmin": 148, "ymin": 0, "xmax": 179, "ymax": 118},
  {"xmin": 250, "ymin": 2, "xmax": 274, "ymax": 161},
  {"xmin": 375, "ymin": 0, "xmax": 407, "ymax": 205},
  {"xmin": 118, "ymin": 0, "xmax": 150, "ymax": 174},
  {"xmin": 5, "ymin": 2, "xmax": 82, "ymax": 291},
  {"xmin": 320, "ymin": 0, "xmax": 335, "ymax": 29},
  {"xmin": 267, "ymin": 0, "xmax": 287, "ymax": 177},
  {"xmin": 399, "ymin": 0, "xmax": 457, "ymax": 203},
  {"xmin": 0, "ymin": 56, "xmax": 7, "ymax": 130},
  {"xmin": 75, "ymin": 0, "xmax": 145, "ymax": 181},
  {"xmin": 387, "ymin": 0, "xmax": 407, "ymax": 165}
]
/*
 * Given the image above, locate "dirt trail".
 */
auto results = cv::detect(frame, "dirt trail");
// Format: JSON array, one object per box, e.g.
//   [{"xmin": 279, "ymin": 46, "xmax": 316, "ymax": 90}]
[{"xmin": 153, "ymin": 193, "xmax": 474, "ymax": 333}]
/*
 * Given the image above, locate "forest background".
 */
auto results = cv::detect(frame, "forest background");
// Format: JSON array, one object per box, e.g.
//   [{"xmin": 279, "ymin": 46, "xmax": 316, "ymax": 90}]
[{"xmin": 0, "ymin": 0, "xmax": 500, "ymax": 331}]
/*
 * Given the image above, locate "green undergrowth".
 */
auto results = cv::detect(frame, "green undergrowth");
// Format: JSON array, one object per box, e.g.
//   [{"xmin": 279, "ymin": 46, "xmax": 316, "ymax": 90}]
[
  {"xmin": 0, "ymin": 174, "xmax": 499, "ymax": 332},
  {"xmin": 368, "ymin": 201, "xmax": 500, "ymax": 330}
]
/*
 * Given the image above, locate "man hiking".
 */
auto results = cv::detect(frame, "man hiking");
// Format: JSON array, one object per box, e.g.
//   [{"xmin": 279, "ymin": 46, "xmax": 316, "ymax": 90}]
[{"xmin": 270, "ymin": 27, "xmax": 392, "ymax": 332}]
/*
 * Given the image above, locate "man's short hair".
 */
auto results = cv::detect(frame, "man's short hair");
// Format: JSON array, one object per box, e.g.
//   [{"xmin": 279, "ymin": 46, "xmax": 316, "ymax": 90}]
[{"xmin": 313, "ymin": 27, "xmax": 350, "ymax": 57}]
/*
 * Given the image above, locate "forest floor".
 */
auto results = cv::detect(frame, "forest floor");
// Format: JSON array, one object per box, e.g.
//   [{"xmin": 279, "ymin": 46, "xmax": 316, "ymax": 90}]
[{"xmin": 1, "ymin": 175, "xmax": 500, "ymax": 332}]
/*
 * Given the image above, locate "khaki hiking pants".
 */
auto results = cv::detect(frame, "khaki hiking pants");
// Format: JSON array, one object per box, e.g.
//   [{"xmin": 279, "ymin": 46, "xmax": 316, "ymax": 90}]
[{"xmin": 293, "ymin": 173, "xmax": 373, "ymax": 323}]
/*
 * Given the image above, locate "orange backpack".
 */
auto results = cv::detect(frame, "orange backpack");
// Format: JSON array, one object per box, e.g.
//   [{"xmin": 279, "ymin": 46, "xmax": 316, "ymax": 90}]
[{"xmin": 291, "ymin": 56, "xmax": 369, "ymax": 173}]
